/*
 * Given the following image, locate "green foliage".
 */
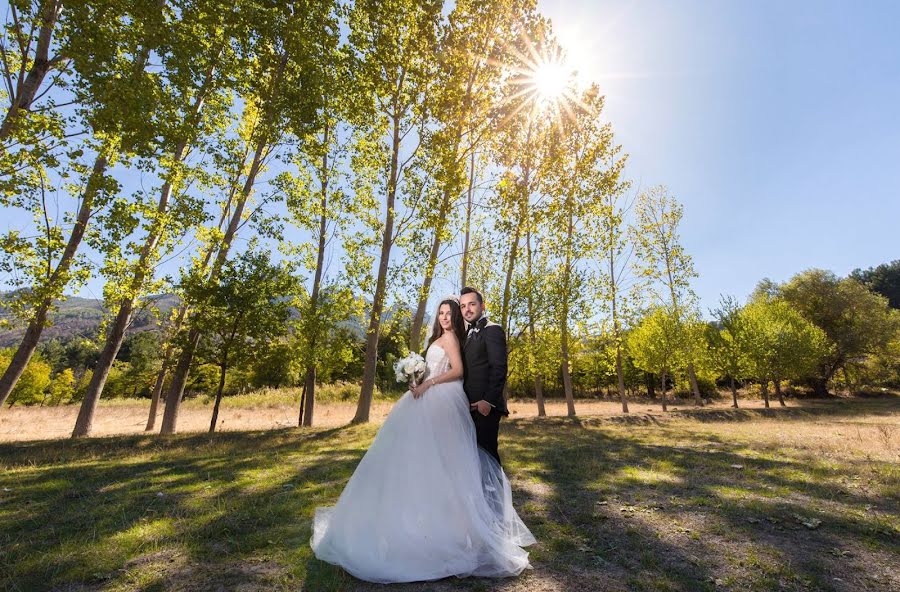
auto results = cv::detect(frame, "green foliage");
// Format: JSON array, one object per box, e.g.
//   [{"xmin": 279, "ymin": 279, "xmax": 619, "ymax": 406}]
[
  {"xmin": 851, "ymin": 259, "xmax": 900, "ymax": 309},
  {"xmin": 740, "ymin": 296, "xmax": 831, "ymax": 386},
  {"xmin": 707, "ymin": 294, "xmax": 752, "ymax": 384},
  {"xmin": 626, "ymin": 306, "xmax": 679, "ymax": 378},
  {"xmin": 188, "ymin": 248, "xmax": 299, "ymax": 393},
  {"xmin": 46, "ymin": 368, "xmax": 75, "ymax": 406},
  {"xmin": 764, "ymin": 269, "xmax": 900, "ymax": 389},
  {"xmin": 0, "ymin": 348, "xmax": 51, "ymax": 406}
]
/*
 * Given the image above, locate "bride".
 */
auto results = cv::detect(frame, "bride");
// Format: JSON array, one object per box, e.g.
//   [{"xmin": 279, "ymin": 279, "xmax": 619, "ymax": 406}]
[{"xmin": 310, "ymin": 296, "xmax": 535, "ymax": 583}]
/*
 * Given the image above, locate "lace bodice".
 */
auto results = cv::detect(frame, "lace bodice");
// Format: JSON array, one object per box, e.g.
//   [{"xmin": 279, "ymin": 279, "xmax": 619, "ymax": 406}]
[{"xmin": 425, "ymin": 343, "xmax": 451, "ymax": 377}]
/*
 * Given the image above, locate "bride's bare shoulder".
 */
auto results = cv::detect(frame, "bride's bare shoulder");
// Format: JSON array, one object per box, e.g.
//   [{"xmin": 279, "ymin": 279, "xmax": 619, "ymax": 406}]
[{"xmin": 437, "ymin": 332, "xmax": 461, "ymax": 352}]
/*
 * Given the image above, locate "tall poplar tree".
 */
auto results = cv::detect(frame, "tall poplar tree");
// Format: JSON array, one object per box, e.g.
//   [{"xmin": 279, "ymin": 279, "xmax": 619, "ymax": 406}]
[
  {"xmin": 0, "ymin": 0, "xmax": 165, "ymax": 409},
  {"xmin": 72, "ymin": 0, "xmax": 238, "ymax": 437},
  {"xmin": 631, "ymin": 185, "xmax": 704, "ymax": 405},
  {"xmin": 160, "ymin": 0, "xmax": 338, "ymax": 434},
  {"xmin": 348, "ymin": 0, "xmax": 441, "ymax": 424}
]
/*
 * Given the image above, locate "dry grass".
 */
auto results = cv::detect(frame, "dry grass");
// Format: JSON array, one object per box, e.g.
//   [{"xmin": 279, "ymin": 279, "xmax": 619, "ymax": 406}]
[
  {"xmin": 0, "ymin": 392, "xmax": 835, "ymax": 443},
  {"xmin": 0, "ymin": 396, "xmax": 898, "ymax": 591}
]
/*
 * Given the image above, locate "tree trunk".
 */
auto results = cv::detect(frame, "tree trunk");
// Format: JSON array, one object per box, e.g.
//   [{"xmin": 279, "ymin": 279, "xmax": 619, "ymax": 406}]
[
  {"xmin": 72, "ymin": 296, "xmax": 132, "ymax": 437},
  {"xmin": 145, "ymin": 362, "xmax": 167, "ymax": 431},
  {"xmin": 300, "ymin": 367, "xmax": 314, "ymax": 426},
  {"xmin": 615, "ymin": 345, "xmax": 628, "ymax": 413},
  {"xmin": 730, "ymin": 375, "xmax": 738, "ymax": 408},
  {"xmin": 647, "ymin": 372, "xmax": 655, "ymax": 398},
  {"xmin": 0, "ymin": 153, "xmax": 109, "ymax": 409},
  {"xmin": 607, "ymin": 209, "xmax": 628, "ymax": 413},
  {"xmin": 687, "ymin": 362, "xmax": 703, "ymax": 406},
  {"xmin": 499, "ymin": 223, "xmax": 520, "ymax": 333},
  {"xmin": 144, "ymin": 305, "xmax": 189, "ymax": 431},
  {"xmin": 774, "ymin": 377, "xmax": 785, "ymax": 406},
  {"xmin": 298, "ymin": 380, "xmax": 308, "ymax": 426},
  {"xmin": 353, "ymin": 107, "xmax": 402, "ymax": 425},
  {"xmin": 300, "ymin": 123, "xmax": 332, "ymax": 427},
  {"xmin": 0, "ymin": 0, "xmax": 63, "ymax": 143},
  {"xmin": 761, "ymin": 379, "xmax": 770, "ymax": 408},
  {"xmin": 665, "ymin": 256, "xmax": 702, "ymax": 405},
  {"xmin": 160, "ymin": 137, "xmax": 266, "ymax": 435},
  {"xmin": 210, "ymin": 359, "xmax": 227, "ymax": 432},
  {"xmin": 409, "ymin": 186, "xmax": 452, "ymax": 352},
  {"xmin": 661, "ymin": 370, "xmax": 667, "ymax": 412},
  {"xmin": 560, "ymin": 340, "xmax": 575, "ymax": 417},
  {"xmin": 559, "ymin": 209, "xmax": 575, "ymax": 417},
  {"xmin": 460, "ymin": 149, "xmax": 475, "ymax": 288},
  {"xmin": 524, "ymin": 225, "xmax": 544, "ymax": 417},
  {"xmin": 499, "ymin": 127, "xmax": 533, "ymax": 332}
]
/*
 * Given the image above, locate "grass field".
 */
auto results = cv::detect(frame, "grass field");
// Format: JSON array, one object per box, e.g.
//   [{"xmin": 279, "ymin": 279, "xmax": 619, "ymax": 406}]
[{"xmin": 1, "ymin": 397, "xmax": 898, "ymax": 591}]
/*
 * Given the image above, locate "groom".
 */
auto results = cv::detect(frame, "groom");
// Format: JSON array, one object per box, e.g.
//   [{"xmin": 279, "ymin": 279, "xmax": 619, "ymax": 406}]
[{"xmin": 459, "ymin": 286, "xmax": 509, "ymax": 465}]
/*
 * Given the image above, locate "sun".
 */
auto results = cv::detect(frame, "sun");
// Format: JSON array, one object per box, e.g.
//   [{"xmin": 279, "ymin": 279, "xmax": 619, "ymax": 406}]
[
  {"xmin": 532, "ymin": 58, "xmax": 570, "ymax": 105},
  {"xmin": 501, "ymin": 41, "xmax": 589, "ymax": 124}
]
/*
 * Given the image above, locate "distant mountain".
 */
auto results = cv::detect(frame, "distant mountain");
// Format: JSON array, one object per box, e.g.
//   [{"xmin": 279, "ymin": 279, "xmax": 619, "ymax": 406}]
[
  {"xmin": 0, "ymin": 293, "xmax": 180, "ymax": 348},
  {"xmin": 0, "ymin": 291, "xmax": 423, "ymax": 348}
]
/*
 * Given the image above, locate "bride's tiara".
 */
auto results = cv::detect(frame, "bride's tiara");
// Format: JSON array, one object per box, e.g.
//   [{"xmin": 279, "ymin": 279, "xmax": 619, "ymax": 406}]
[{"xmin": 442, "ymin": 294, "xmax": 460, "ymax": 304}]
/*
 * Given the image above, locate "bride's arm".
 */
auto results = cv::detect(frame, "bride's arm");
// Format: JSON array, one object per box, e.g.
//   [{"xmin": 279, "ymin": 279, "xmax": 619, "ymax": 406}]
[{"xmin": 425, "ymin": 335, "xmax": 464, "ymax": 386}]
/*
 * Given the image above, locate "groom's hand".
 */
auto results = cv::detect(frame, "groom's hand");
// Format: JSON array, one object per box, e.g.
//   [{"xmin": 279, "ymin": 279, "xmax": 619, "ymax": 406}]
[{"xmin": 471, "ymin": 400, "xmax": 492, "ymax": 416}]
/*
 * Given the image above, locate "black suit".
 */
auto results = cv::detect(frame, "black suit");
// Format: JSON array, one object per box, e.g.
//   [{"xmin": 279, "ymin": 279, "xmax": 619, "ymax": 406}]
[{"xmin": 463, "ymin": 316, "xmax": 508, "ymax": 465}]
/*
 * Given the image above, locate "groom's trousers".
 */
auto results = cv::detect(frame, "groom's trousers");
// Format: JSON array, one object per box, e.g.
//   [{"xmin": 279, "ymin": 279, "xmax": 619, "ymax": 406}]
[{"xmin": 472, "ymin": 408, "xmax": 502, "ymax": 466}]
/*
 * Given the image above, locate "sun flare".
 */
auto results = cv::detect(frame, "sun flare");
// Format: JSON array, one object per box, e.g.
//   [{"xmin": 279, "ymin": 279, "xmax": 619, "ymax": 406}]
[
  {"xmin": 499, "ymin": 32, "xmax": 597, "ymax": 125},
  {"xmin": 532, "ymin": 58, "xmax": 570, "ymax": 104}
]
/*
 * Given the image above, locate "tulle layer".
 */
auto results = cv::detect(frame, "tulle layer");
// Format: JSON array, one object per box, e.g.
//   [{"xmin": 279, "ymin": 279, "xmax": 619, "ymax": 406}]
[{"xmin": 310, "ymin": 380, "xmax": 535, "ymax": 583}]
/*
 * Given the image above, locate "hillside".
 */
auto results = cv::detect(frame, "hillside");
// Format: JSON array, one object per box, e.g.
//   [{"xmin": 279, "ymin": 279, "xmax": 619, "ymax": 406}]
[{"xmin": 0, "ymin": 293, "xmax": 180, "ymax": 348}]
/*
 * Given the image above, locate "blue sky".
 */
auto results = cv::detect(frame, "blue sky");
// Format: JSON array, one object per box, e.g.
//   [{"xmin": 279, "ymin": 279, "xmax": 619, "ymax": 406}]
[{"xmin": 539, "ymin": 0, "xmax": 900, "ymax": 314}]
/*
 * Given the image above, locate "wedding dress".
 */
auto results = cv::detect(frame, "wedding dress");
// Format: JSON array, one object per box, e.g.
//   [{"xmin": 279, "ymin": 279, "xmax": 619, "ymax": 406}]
[{"xmin": 310, "ymin": 342, "xmax": 536, "ymax": 583}]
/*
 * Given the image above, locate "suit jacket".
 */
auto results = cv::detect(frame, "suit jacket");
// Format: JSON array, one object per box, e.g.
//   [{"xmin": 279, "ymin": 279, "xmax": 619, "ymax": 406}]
[{"xmin": 462, "ymin": 316, "xmax": 509, "ymax": 415}]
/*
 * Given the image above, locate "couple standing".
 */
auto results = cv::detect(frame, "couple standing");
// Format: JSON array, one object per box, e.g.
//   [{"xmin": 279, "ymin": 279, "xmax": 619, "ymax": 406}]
[{"xmin": 310, "ymin": 287, "xmax": 536, "ymax": 583}]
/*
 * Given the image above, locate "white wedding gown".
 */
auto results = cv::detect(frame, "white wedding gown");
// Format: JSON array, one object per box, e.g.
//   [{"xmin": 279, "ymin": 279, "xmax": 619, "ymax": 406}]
[{"xmin": 310, "ymin": 343, "xmax": 536, "ymax": 583}]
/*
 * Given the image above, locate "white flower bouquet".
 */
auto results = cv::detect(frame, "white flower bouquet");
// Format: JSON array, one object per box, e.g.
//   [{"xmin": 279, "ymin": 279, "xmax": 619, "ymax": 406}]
[{"xmin": 394, "ymin": 352, "xmax": 427, "ymax": 385}]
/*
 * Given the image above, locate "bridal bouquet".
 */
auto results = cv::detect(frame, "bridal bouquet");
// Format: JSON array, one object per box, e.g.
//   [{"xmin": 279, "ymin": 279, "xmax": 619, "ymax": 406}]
[{"xmin": 394, "ymin": 353, "xmax": 426, "ymax": 385}]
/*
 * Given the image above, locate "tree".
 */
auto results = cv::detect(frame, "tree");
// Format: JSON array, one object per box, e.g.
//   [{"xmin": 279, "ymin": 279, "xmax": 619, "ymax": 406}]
[
  {"xmin": 541, "ymin": 85, "xmax": 626, "ymax": 416},
  {"xmin": 407, "ymin": 0, "xmax": 536, "ymax": 352},
  {"xmin": 189, "ymin": 249, "xmax": 297, "ymax": 432},
  {"xmin": 518, "ymin": 203, "xmax": 552, "ymax": 414},
  {"xmin": 0, "ymin": 0, "xmax": 165, "ymax": 409},
  {"xmin": 159, "ymin": 0, "xmax": 338, "ymax": 434},
  {"xmin": 774, "ymin": 269, "xmax": 898, "ymax": 395},
  {"xmin": 741, "ymin": 296, "xmax": 829, "ymax": 407},
  {"xmin": 851, "ymin": 259, "xmax": 900, "ymax": 309},
  {"xmin": 708, "ymin": 295, "xmax": 750, "ymax": 407},
  {"xmin": 488, "ymin": 14, "xmax": 553, "ymax": 339},
  {"xmin": 45, "ymin": 367, "xmax": 74, "ymax": 405},
  {"xmin": 630, "ymin": 185, "xmax": 704, "ymax": 405},
  {"xmin": 276, "ymin": 23, "xmax": 358, "ymax": 427},
  {"xmin": 0, "ymin": 0, "xmax": 65, "ymax": 143},
  {"xmin": 595, "ymin": 183, "xmax": 637, "ymax": 413},
  {"xmin": 0, "ymin": 348, "xmax": 50, "ymax": 406},
  {"xmin": 348, "ymin": 0, "xmax": 441, "ymax": 424},
  {"xmin": 627, "ymin": 306, "xmax": 679, "ymax": 411},
  {"xmin": 72, "ymin": 0, "xmax": 236, "ymax": 436}
]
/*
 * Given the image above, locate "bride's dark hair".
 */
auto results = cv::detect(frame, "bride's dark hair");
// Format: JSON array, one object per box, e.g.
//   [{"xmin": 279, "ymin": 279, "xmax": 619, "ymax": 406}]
[{"xmin": 427, "ymin": 298, "xmax": 467, "ymax": 350}]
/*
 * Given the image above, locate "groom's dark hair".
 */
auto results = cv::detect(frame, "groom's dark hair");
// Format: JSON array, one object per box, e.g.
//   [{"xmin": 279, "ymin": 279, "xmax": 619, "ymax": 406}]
[{"xmin": 460, "ymin": 286, "xmax": 483, "ymax": 304}]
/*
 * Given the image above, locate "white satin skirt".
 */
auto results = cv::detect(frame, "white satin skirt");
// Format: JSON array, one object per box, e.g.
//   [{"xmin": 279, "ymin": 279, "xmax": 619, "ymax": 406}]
[{"xmin": 310, "ymin": 379, "xmax": 535, "ymax": 583}]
